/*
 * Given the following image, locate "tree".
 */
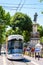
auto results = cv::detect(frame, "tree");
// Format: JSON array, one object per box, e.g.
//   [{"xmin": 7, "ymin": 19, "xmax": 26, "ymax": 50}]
[
  {"xmin": 0, "ymin": 6, "xmax": 11, "ymax": 54},
  {"xmin": 40, "ymin": 37, "xmax": 43, "ymax": 43},
  {"xmin": 4, "ymin": 12, "xmax": 11, "ymax": 25},
  {"xmin": 0, "ymin": 21, "xmax": 5, "ymax": 54},
  {"xmin": 0, "ymin": 6, "xmax": 5, "ymax": 19},
  {"xmin": 39, "ymin": 0, "xmax": 43, "ymax": 2},
  {"xmin": 37, "ymin": 24, "xmax": 43, "ymax": 37},
  {"xmin": 0, "ymin": 6, "xmax": 5, "ymax": 54},
  {"xmin": 22, "ymin": 30, "xmax": 31, "ymax": 42},
  {"xmin": 6, "ymin": 28, "xmax": 15, "ymax": 36},
  {"xmin": 11, "ymin": 12, "xmax": 32, "ymax": 31},
  {"xmin": 10, "ymin": 12, "xmax": 32, "ymax": 42}
]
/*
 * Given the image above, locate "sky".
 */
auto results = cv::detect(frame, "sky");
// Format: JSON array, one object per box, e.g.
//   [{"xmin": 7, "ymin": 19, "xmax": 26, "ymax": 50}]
[{"xmin": 0, "ymin": 0, "xmax": 43, "ymax": 26}]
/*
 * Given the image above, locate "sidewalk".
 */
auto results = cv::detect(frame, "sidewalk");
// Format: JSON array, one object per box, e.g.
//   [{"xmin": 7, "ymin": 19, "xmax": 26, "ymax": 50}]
[
  {"xmin": 24, "ymin": 55, "xmax": 43, "ymax": 65},
  {"xmin": 0, "ymin": 55, "xmax": 3, "ymax": 65}
]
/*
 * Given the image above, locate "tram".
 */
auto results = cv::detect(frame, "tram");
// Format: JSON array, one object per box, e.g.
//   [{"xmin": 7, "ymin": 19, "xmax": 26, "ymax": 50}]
[{"xmin": 6, "ymin": 35, "xmax": 24, "ymax": 60}]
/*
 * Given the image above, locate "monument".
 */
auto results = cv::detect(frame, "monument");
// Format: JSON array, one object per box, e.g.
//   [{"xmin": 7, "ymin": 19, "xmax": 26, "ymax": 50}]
[{"xmin": 30, "ymin": 12, "xmax": 40, "ymax": 48}]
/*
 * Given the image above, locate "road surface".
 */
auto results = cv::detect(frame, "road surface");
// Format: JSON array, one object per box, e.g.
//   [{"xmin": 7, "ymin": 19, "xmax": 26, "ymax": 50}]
[
  {"xmin": 1, "ymin": 46, "xmax": 43, "ymax": 65},
  {"xmin": 0, "ymin": 54, "xmax": 43, "ymax": 65},
  {"xmin": 0, "ymin": 54, "xmax": 36, "ymax": 65}
]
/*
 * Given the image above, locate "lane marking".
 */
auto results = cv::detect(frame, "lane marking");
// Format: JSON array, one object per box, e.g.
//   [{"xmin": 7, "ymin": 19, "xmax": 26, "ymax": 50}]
[
  {"xmin": 3, "ymin": 54, "xmax": 7, "ymax": 65},
  {"xmin": 31, "ymin": 61, "xmax": 39, "ymax": 65}
]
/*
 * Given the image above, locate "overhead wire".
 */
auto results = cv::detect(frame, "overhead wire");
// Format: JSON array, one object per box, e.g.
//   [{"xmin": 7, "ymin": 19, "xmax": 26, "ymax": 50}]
[
  {"xmin": 0, "ymin": 2, "xmax": 43, "ymax": 10},
  {"xmin": 0, "ymin": 0, "xmax": 23, "ymax": 11},
  {"xmin": 2, "ymin": 6, "xmax": 43, "ymax": 10},
  {"xmin": 0, "ymin": 3, "xmax": 43, "ymax": 5},
  {"xmin": 16, "ymin": 0, "xmax": 22, "ymax": 12},
  {"xmin": 19, "ymin": 0, "xmax": 25, "ymax": 11}
]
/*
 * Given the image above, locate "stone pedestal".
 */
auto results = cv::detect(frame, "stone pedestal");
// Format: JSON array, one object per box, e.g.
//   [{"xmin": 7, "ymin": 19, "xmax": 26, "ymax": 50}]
[{"xmin": 30, "ymin": 22, "xmax": 40, "ymax": 48}]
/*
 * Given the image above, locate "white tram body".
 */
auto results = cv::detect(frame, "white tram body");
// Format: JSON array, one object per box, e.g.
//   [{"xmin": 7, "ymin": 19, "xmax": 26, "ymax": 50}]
[{"xmin": 6, "ymin": 35, "xmax": 24, "ymax": 60}]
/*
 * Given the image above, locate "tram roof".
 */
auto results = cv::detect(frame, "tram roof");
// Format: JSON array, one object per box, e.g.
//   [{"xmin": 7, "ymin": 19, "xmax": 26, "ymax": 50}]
[{"xmin": 7, "ymin": 35, "xmax": 24, "ymax": 41}]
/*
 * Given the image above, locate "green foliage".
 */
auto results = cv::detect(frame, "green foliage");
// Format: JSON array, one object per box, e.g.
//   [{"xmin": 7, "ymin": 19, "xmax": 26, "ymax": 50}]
[
  {"xmin": 37, "ymin": 24, "xmax": 43, "ymax": 37},
  {"xmin": 11, "ymin": 12, "xmax": 32, "ymax": 32},
  {"xmin": 39, "ymin": 0, "xmax": 43, "ymax": 14},
  {"xmin": 0, "ymin": 6, "xmax": 5, "ymax": 19},
  {"xmin": 40, "ymin": 37, "xmax": 43, "ymax": 43},
  {"xmin": 0, "ymin": 6, "xmax": 43, "ymax": 43},
  {"xmin": 6, "ymin": 29, "xmax": 15, "ymax": 36},
  {"xmin": 39, "ymin": 0, "xmax": 43, "ymax": 2},
  {"xmin": 0, "ymin": 6, "xmax": 11, "ymax": 44},
  {"xmin": 0, "ymin": 25, "xmax": 5, "ymax": 44},
  {"xmin": 10, "ymin": 12, "xmax": 32, "ymax": 42},
  {"xmin": 22, "ymin": 30, "xmax": 31, "ymax": 42},
  {"xmin": 41, "ymin": 12, "xmax": 43, "ymax": 14},
  {"xmin": 6, "ymin": 27, "xmax": 22, "ymax": 37},
  {"xmin": 5, "ymin": 12, "xmax": 11, "ymax": 25}
]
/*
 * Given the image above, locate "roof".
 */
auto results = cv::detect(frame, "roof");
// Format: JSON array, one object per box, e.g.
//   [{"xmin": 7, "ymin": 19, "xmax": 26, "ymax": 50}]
[{"xmin": 7, "ymin": 34, "xmax": 24, "ymax": 41}]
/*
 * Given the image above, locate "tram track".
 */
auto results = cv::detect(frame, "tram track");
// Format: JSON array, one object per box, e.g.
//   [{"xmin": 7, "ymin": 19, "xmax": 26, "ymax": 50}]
[
  {"xmin": 2, "ymin": 54, "xmax": 14, "ymax": 65},
  {"xmin": 7, "ymin": 59, "xmax": 29, "ymax": 65},
  {"xmin": 7, "ymin": 57, "xmax": 31, "ymax": 65},
  {"xmin": 9, "ymin": 60, "xmax": 15, "ymax": 65},
  {"xmin": 23, "ymin": 59, "xmax": 31, "ymax": 65},
  {"xmin": 23, "ymin": 62, "xmax": 29, "ymax": 65},
  {"xmin": 2, "ymin": 53, "xmax": 40, "ymax": 65},
  {"xmin": 10, "ymin": 58, "xmax": 31, "ymax": 65},
  {"xmin": 2, "ymin": 54, "xmax": 34, "ymax": 65}
]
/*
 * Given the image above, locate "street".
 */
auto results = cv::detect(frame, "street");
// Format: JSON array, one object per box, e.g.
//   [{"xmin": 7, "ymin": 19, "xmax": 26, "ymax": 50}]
[
  {"xmin": 1, "ymin": 46, "xmax": 43, "ymax": 65},
  {"xmin": 0, "ymin": 54, "xmax": 35, "ymax": 65},
  {"xmin": 0, "ymin": 54, "xmax": 43, "ymax": 65}
]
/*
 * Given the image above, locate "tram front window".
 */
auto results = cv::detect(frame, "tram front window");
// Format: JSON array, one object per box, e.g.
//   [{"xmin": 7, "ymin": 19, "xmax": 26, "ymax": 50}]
[{"xmin": 8, "ymin": 40, "xmax": 23, "ymax": 54}]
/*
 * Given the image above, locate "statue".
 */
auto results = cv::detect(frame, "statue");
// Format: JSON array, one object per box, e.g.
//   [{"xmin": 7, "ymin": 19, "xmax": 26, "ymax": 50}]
[{"xmin": 33, "ymin": 12, "xmax": 38, "ymax": 22}]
